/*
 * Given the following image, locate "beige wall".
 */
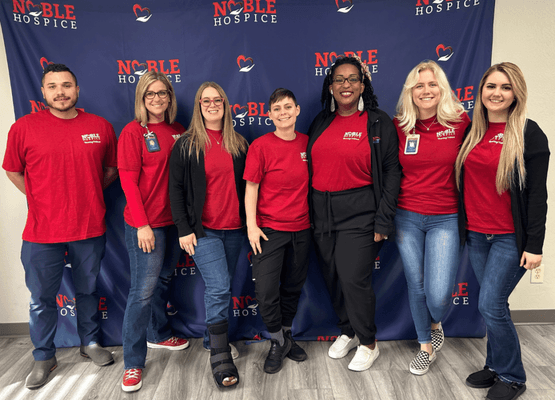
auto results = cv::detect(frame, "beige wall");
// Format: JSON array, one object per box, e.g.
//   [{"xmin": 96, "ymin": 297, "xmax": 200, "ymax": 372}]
[{"xmin": 1, "ymin": 1, "xmax": 554, "ymax": 324}]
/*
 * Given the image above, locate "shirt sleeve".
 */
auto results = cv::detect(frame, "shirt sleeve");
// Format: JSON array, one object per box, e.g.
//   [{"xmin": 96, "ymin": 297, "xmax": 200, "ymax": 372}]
[
  {"xmin": 118, "ymin": 124, "xmax": 143, "ymax": 172},
  {"xmin": 2, "ymin": 120, "xmax": 26, "ymax": 173},
  {"xmin": 119, "ymin": 168, "xmax": 149, "ymax": 227},
  {"xmin": 104, "ymin": 121, "xmax": 118, "ymax": 169},
  {"xmin": 243, "ymin": 140, "xmax": 264, "ymax": 184}
]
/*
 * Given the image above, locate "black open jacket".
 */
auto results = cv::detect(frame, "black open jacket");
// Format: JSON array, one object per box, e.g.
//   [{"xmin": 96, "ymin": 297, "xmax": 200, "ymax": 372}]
[
  {"xmin": 458, "ymin": 119, "xmax": 550, "ymax": 255},
  {"xmin": 306, "ymin": 107, "xmax": 401, "ymax": 237}
]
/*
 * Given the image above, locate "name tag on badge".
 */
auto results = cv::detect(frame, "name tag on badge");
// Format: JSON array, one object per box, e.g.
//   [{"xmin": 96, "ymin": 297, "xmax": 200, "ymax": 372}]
[
  {"xmin": 404, "ymin": 134, "xmax": 420, "ymax": 155},
  {"xmin": 144, "ymin": 132, "xmax": 161, "ymax": 153}
]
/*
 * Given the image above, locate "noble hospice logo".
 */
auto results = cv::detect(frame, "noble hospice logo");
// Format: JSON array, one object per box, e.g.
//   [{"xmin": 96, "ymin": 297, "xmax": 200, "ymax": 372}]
[
  {"xmin": 12, "ymin": 0, "xmax": 77, "ymax": 29},
  {"xmin": 335, "ymin": 0, "xmax": 354, "ymax": 13},
  {"xmin": 436, "ymin": 44, "xmax": 454, "ymax": 62},
  {"xmin": 232, "ymin": 295, "xmax": 258, "ymax": 317},
  {"xmin": 56, "ymin": 293, "xmax": 76, "ymax": 317},
  {"xmin": 452, "ymin": 282, "xmax": 469, "ymax": 305},
  {"xmin": 415, "ymin": 0, "xmax": 481, "ymax": 16},
  {"xmin": 133, "ymin": 4, "xmax": 152, "ymax": 22},
  {"xmin": 173, "ymin": 253, "xmax": 198, "ymax": 277},
  {"xmin": 453, "ymin": 85, "xmax": 474, "ymax": 110},
  {"xmin": 117, "ymin": 59, "xmax": 181, "ymax": 84},
  {"xmin": 314, "ymin": 50, "xmax": 378, "ymax": 77},
  {"xmin": 237, "ymin": 55, "xmax": 255, "ymax": 72},
  {"xmin": 212, "ymin": 0, "xmax": 277, "ymax": 26},
  {"xmin": 81, "ymin": 133, "xmax": 101, "ymax": 144},
  {"xmin": 232, "ymin": 101, "xmax": 272, "ymax": 127}
]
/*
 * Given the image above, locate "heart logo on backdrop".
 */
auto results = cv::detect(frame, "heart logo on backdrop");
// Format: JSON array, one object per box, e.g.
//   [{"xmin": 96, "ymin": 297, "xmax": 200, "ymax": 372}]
[
  {"xmin": 436, "ymin": 44, "xmax": 454, "ymax": 62},
  {"xmin": 228, "ymin": 0, "xmax": 244, "ymax": 15},
  {"xmin": 133, "ymin": 4, "xmax": 152, "ymax": 22},
  {"xmin": 26, "ymin": 0, "xmax": 42, "ymax": 16},
  {"xmin": 132, "ymin": 60, "xmax": 148, "ymax": 75},
  {"xmin": 336, "ymin": 0, "xmax": 354, "ymax": 13},
  {"xmin": 40, "ymin": 57, "xmax": 53, "ymax": 70},
  {"xmin": 237, "ymin": 55, "xmax": 255, "ymax": 72},
  {"xmin": 233, "ymin": 104, "xmax": 248, "ymax": 119}
]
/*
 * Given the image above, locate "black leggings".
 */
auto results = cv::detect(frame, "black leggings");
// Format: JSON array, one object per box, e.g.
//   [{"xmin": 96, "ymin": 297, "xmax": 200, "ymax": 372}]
[{"xmin": 312, "ymin": 185, "xmax": 381, "ymax": 345}]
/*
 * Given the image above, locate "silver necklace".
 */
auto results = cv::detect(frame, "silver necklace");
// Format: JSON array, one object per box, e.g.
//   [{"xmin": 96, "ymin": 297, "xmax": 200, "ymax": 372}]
[
  {"xmin": 419, "ymin": 117, "xmax": 437, "ymax": 131},
  {"xmin": 208, "ymin": 131, "xmax": 220, "ymax": 144}
]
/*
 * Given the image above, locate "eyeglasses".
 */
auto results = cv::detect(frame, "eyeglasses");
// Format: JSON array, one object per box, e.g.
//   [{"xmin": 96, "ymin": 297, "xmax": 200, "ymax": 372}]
[
  {"xmin": 332, "ymin": 75, "xmax": 361, "ymax": 84},
  {"xmin": 145, "ymin": 90, "xmax": 169, "ymax": 99},
  {"xmin": 200, "ymin": 98, "xmax": 224, "ymax": 107}
]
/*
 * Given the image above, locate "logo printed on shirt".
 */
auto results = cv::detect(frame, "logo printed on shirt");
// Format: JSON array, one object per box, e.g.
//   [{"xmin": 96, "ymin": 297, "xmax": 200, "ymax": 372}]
[
  {"xmin": 343, "ymin": 131, "xmax": 362, "ymax": 140},
  {"xmin": 489, "ymin": 133, "xmax": 504, "ymax": 144},
  {"xmin": 300, "ymin": 152, "xmax": 308, "ymax": 162},
  {"xmin": 436, "ymin": 128, "xmax": 455, "ymax": 140},
  {"xmin": 172, "ymin": 134, "xmax": 181, "ymax": 141},
  {"xmin": 82, "ymin": 133, "xmax": 101, "ymax": 144}
]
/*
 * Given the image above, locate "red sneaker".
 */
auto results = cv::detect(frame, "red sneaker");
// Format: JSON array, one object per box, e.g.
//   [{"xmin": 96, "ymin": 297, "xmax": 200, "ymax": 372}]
[
  {"xmin": 147, "ymin": 336, "xmax": 189, "ymax": 350},
  {"xmin": 122, "ymin": 368, "xmax": 142, "ymax": 392}
]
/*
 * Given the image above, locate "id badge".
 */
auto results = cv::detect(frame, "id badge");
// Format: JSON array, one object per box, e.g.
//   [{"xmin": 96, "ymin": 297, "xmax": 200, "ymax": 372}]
[
  {"xmin": 144, "ymin": 132, "xmax": 161, "ymax": 153},
  {"xmin": 404, "ymin": 134, "xmax": 420, "ymax": 155}
]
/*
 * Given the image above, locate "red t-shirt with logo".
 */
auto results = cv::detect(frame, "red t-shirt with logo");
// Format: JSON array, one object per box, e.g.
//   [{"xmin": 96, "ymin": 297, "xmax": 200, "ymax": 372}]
[
  {"xmin": 2, "ymin": 109, "xmax": 117, "ymax": 243},
  {"xmin": 311, "ymin": 112, "xmax": 372, "ymax": 192},
  {"xmin": 464, "ymin": 122, "xmax": 514, "ymax": 234},
  {"xmin": 118, "ymin": 120, "xmax": 184, "ymax": 228},
  {"xmin": 396, "ymin": 112, "xmax": 470, "ymax": 214},
  {"xmin": 243, "ymin": 131, "xmax": 310, "ymax": 232},
  {"xmin": 202, "ymin": 129, "xmax": 242, "ymax": 230}
]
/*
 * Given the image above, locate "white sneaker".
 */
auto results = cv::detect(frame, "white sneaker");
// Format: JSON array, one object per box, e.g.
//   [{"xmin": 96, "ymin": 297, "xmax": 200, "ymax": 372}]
[
  {"xmin": 329, "ymin": 334, "xmax": 360, "ymax": 359},
  {"xmin": 204, "ymin": 343, "xmax": 239, "ymax": 359},
  {"xmin": 348, "ymin": 344, "xmax": 380, "ymax": 371}
]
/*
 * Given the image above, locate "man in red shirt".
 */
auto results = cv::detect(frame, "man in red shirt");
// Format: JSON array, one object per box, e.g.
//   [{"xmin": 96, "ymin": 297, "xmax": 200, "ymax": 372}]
[{"xmin": 3, "ymin": 64, "xmax": 118, "ymax": 389}]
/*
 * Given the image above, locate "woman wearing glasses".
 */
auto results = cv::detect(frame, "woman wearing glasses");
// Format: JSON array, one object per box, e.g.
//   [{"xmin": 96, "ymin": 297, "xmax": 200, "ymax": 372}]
[
  {"xmin": 307, "ymin": 56, "xmax": 401, "ymax": 371},
  {"xmin": 118, "ymin": 71, "xmax": 188, "ymax": 392},
  {"xmin": 169, "ymin": 82, "xmax": 248, "ymax": 388}
]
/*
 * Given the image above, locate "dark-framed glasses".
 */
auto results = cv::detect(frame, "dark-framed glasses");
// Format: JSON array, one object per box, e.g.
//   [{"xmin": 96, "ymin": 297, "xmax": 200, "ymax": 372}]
[
  {"xmin": 332, "ymin": 75, "xmax": 361, "ymax": 84},
  {"xmin": 200, "ymin": 97, "xmax": 224, "ymax": 107},
  {"xmin": 145, "ymin": 90, "xmax": 169, "ymax": 99}
]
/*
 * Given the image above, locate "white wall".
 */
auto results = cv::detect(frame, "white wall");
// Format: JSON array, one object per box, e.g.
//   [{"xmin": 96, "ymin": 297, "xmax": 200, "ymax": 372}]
[
  {"xmin": 1, "ymin": 0, "xmax": 555, "ymax": 324},
  {"xmin": 492, "ymin": 0, "xmax": 555, "ymax": 309}
]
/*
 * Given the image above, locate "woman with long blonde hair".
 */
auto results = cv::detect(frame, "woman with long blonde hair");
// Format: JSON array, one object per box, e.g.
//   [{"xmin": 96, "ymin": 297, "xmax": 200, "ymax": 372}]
[
  {"xmin": 119, "ymin": 71, "xmax": 188, "ymax": 393},
  {"xmin": 394, "ymin": 60, "xmax": 470, "ymax": 375},
  {"xmin": 455, "ymin": 62, "xmax": 549, "ymax": 400},
  {"xmin": 169, "ymin": 82, "xmax": 248, "ymax": 388}
]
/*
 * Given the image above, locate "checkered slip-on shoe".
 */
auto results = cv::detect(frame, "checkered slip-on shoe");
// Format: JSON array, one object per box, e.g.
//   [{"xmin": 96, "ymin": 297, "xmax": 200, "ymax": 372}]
[
  {"xmin": 431, "ymin": 322, "xmax": 444, "ymax": 351},
  {"xmin": 409, "ymin": 349, "xmax": 436, "ymax": 375}
]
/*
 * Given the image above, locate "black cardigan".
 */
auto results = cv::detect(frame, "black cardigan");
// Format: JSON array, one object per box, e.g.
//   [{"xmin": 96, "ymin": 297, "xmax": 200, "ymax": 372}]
[
  {"xmin": 168, "ymin": 135, "xmax": 247, "ymax": 239},
  {"xmin": 458, "ymin": 119, "xmax": 550, "ymax": 255},
  {"xmin": 306, "ymin": 107, "xmax": 401, "ymax": 237}
]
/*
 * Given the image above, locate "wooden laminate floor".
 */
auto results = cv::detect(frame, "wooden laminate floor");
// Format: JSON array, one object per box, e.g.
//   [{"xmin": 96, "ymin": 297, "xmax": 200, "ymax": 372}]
[{"xmin": 0, "ymin": 324, "xmax": 554, "ymax": 400}]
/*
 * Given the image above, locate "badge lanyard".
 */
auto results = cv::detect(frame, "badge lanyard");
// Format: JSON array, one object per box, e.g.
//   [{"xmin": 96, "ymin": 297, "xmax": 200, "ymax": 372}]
[
  {"xmin": 404, "ymin": 127, "xmax": 420, "ymax": 155},
  {"xmin": 143, "ymin": 124, "xmax": 161, "ymax": 153}
]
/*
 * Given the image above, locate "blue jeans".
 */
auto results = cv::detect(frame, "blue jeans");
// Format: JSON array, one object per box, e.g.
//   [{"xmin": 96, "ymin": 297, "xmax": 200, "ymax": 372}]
[
  {"xmin": 467, "ymin": 231, "xmax": 526, "ymax": 385},
  {"xmin": 122, "ymin": 223, "xmax": 181, "ymax": 369},
  {"xmin": 191, "ymin": 228, "xmax": 245, "ymax": 347},
  {"xmin": 21, "ymin": 235, "xmax": 106, "ymax": 361},
  {"xmin": 395, "ymin": 209, "xmax": 460, "ymax": 344}
]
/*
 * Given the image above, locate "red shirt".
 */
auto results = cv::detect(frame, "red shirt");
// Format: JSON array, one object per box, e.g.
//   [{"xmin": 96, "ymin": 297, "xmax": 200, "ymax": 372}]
[
  {"xmin": 118, "ymin": 120, "xmax": 184, "ymax": 228},
  {"xmin": 311, "ymin": 112, "xmax": 372, "ymax": 192},
  {"xmin": 396, "ymin": 113, "xmax": 470, "ymax": 215},
  {"xmin": 2, "ymin": 109, "xmax": 117, "ymax": 243},
  {"xmin": 202, "ymin": 129, "xmax": 242, "ymax": 230},
  {"xmin": 464, "ymin": 122, "xmax": 514, "ymax": 234},
  {"xmin": 244, "ymin": 132, "xmax": 310, "ymax": 232}
]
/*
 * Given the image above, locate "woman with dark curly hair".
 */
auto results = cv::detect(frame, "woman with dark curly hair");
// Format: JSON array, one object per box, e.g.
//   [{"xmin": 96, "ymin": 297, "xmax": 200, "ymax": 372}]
[{"xmin": 307, "ymin": 56, "xmax": 401, "ymax": 371}]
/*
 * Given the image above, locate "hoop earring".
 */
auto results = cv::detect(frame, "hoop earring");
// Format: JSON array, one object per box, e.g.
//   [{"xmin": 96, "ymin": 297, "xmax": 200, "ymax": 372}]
[{"xmin": 358, "ymin": 96, "xmax": 364, "ymax": 111}]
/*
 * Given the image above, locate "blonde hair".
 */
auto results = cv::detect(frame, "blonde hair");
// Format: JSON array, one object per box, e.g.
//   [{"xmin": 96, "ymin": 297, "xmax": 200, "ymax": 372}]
[
  {"xmin": 455, "ymin": 62, "xmax": 527, "ymax": 194},
  {"xmin": 395, "ymin": 60, "xmax": 465, "ymax": 135},
  {"xmin": 134, "ymin": 71, "xmax": 177, "ymax": 126},
  {"xmin": 181, "ymin": 82, "xmax": 248, "ymax": 161}
]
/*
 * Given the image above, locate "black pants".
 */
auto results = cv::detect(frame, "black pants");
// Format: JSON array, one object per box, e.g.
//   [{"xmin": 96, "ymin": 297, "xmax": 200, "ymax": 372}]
[
  {"xmin": 312, "ymin": 185, "xmax": 382, "ymax": 345},
  {"xmin": 252, "ymin": 228, "xmax": 311, "ymax": 333}
]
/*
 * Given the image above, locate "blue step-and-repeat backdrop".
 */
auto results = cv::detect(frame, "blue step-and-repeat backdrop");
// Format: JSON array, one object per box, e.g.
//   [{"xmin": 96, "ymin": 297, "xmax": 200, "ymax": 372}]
[{"xmin": 1, "ymin": 0, "xmax": 492, "ymax": 346}]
